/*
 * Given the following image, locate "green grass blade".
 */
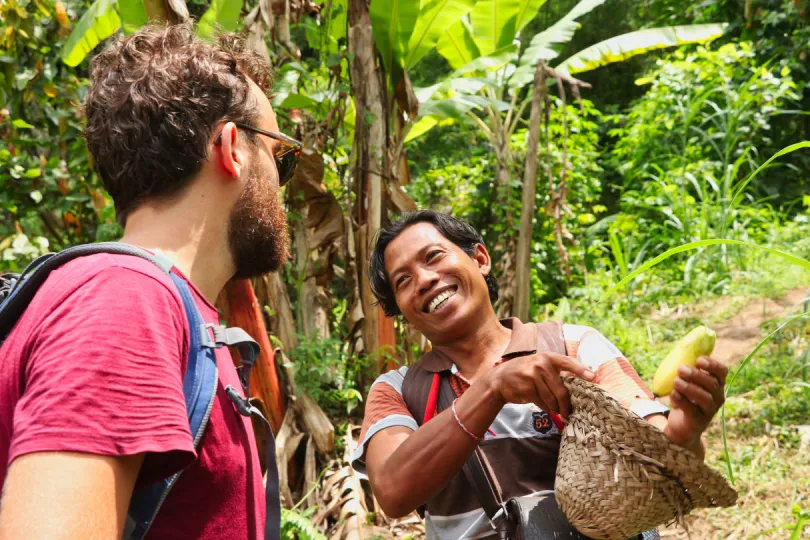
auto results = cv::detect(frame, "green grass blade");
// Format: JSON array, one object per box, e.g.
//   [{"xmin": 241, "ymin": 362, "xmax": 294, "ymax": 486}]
[
  {"xmin": 726, "ymin": 142, "xmax": 810, "ymax": 214},
  {"xmin": 720, "ymin": 309, "xmax": 810, "ymax": 485},
  {"xmin": 596, "ymin": 239, "xmax": 810, "ymax": 305}
]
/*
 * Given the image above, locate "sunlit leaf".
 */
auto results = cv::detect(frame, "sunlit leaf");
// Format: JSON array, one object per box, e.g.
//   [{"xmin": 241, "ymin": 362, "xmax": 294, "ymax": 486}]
[
  {"xmin": 436, "ymin": 16, "xmax": 480, "ymax": 70},
  {"xmin": 325, "ymin": 0, "xmax": 348, "ymax": 53},
  {"xmin": 557, "ymin": 24, "xmax": 728, "ymax": 74},
  {"xmin": 727, "ymin": 141, "xmax": 810, "ymax": 213},
  {"xmin": 279, "ymin": 93, "xmax": 319, "ymax": 110},
  {"xmin": 118, "ymin": 0, "xmax": 147, "ymax": 35},
  {"xmin": 597, "ymin": 239, "xmax": 810, "ymax": 305},
  {"xmin": 12, "ymin": 119, "xmax": 34, "ymax": 129},
  {"xmin": 369, "ymin": 0, "xmax": 419, "ymax": 76},
  {"xmin": 404, "ymin": 115, "xmax": 440, "ymax": 143},
  {"xmin": 404, "ymin": 0, "xmax": 477, "ymax": 70},
  {"xmin": 469, "ymin": 0, "xmax": 548, "ymax": 56},
  {"xmin": 510, "ymin": 0, "xmax": 607, "ymax": 87},
  {"xmin": 61, "ymin": 0, "xmax": 121, "ymax": 67},
  {"xmin": 197, "ymin": 0, "xmax": 244, "ymax": 39},
  {"xmin": 450, "ymin": 45, "xmax": 519, "ymax": 77}
]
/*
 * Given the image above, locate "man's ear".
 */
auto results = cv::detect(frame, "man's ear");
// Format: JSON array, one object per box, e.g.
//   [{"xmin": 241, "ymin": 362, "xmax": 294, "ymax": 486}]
[
  {"xmin": 213, "ymin": 121, "xmax": 246, "ymax": 179},
  {"xmin": 473, "ymin": 243, "xmax": 492, "ymax": 277}
]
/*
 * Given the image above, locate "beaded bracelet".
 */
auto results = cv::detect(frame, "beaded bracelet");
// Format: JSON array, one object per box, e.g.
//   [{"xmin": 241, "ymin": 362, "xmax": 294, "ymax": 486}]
[{"xmin": 451, "ymin": 398, "xmax": 485, "ymax": 442}]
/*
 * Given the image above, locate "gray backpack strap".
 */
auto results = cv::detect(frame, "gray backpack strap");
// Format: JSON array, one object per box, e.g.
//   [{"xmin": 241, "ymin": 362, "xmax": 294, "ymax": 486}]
[{"xmin": 208, "ymin": 324, "xmax": 280, "ymax": 540}]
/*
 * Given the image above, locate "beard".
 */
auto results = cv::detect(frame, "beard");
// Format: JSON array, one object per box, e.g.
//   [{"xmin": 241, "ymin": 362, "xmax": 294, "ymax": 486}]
[{"xmin": 227, "ymin": 158, "xmax": 290, "ymax": 279}]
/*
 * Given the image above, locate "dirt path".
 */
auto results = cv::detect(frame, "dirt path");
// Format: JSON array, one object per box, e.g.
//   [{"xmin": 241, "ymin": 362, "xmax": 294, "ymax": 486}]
[
  {"xmin": 654, "ymin": 286, "xmax": 810, "ymax": 366},
  {"xmin": 711, "ymin": 286, "xmax": 809, "ymax": 365}
]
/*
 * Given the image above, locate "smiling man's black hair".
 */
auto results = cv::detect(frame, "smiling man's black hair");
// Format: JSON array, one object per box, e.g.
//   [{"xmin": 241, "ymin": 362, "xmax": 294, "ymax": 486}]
[{"xmin": 369, "ymin": 210, "xmax": 499, "ymax": 317}]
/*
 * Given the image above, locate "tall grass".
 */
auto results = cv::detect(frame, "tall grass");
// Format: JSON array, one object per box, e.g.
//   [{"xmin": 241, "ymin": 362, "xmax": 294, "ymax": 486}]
[{"xmin": 590, "ymin": 142, "xmax": 810, "ymax": 484}]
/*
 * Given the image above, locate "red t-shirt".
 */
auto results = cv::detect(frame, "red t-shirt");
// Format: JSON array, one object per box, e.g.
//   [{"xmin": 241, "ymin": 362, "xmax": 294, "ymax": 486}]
[{"xmin": 0, "ymin": 253, "xmax": 265, "ymax": 539}]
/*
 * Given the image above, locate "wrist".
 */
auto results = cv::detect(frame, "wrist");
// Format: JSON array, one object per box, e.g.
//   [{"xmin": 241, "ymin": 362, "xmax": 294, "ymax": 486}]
[
  {"xmin": 480, "ymin": 369, "xmax": 506, "ymax": 410},
  {"xmin": 663, "ymin": 425, "xmax": 705, "ymax": 459}
]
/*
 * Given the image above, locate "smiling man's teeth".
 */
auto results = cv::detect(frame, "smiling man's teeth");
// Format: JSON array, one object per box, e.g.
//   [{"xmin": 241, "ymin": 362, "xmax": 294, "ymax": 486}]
[{"xmin": 428, "ymin": 289, "xmax": 456, "ymax": 313}]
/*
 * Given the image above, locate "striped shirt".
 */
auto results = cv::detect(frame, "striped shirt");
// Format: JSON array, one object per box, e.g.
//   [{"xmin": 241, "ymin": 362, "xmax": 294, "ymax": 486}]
[{"xmin": 351, "ymin": 318, "xmax": 668, "ymax": 539}]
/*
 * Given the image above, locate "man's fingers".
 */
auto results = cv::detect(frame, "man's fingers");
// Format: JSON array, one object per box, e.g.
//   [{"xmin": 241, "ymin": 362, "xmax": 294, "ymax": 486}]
[
  {"xmin": 696, "ymin": 356, "xmax": 728, "ymax": 385},
  {"xmin": 544, "ymin": 352, "xmax": 595, "ymax": 381},
  {"xmin": 533, "ymin": 377, "xmax": 560, "ymax": 415},
  {"xmin": 678, "ymin": 364, "xmax": 721, "ymax": 397},
  {"xmin": 674, "ymin": 376, "xmax": 715, "ymax": 414},
  {"xmin": 669, "ymin": 388, "xmax": 700, "ymax": 417},
  {"xmin": 546, "ymin": 375, "xmax": 571, "ymax": 418}
]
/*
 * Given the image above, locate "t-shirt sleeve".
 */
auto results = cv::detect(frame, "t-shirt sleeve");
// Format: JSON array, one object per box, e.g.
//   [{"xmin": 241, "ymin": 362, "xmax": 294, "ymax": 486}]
[
  {"xmin": 351, "ymin": 367, "xmax": 417, "ymax": 477},
  {"xmin": 564, "ymin": 324, "xmax": 669, "ymax": 419},
  {"xmin": 10, "ymin": 265, "xmax": 196, "ymax": 486}
]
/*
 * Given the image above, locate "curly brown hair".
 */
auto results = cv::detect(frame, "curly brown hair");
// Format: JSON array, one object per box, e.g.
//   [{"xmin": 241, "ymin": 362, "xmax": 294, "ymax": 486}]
[{"xmin": 84, "ymin": 23, "xmax": 274, "ymax": 226}]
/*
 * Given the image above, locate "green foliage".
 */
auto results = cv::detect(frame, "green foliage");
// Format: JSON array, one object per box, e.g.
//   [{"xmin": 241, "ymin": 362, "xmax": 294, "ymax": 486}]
[
  {"xmin": 607, "ymin": 43, "xmax": 800, "ymax": 292},
  {"xmin": 281, "ymin": 507, "xmax": 326, "ymax": 540},
  {"xmin": 1, "ymin": 0, "xmax": 119, "ymax": 273},
  {"xmin": 286, "ymin": 334, "xmax": 367, "ymax": 417},
  {"xmin": 60, "ymin": 0, "xmax": 119, "ymax": 66},
  {"xmin": 197, "ymin": 0, "xmax": 244, "ymax": 39}
]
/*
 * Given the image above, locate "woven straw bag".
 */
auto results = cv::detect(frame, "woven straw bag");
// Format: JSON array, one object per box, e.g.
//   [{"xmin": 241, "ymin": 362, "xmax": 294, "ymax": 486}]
[{"xmin": 555, "ymin": 376, "xmax": 738, "ymax": 540}]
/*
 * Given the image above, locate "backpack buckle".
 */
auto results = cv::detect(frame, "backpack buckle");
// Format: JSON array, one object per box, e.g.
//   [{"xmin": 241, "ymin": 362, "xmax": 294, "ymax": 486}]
[{"xmin": 200, "ymin": 323, "xmax": 225, "ymax": 349}]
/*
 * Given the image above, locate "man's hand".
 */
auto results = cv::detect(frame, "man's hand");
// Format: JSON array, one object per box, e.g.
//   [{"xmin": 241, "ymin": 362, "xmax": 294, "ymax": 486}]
[
  {"xmin": 663, "ymin": 356, "xmax": 728, "ymax": 456},
  {"xmin": 484, "ymin": 352, "xmax": 595, "ymax": 418}
]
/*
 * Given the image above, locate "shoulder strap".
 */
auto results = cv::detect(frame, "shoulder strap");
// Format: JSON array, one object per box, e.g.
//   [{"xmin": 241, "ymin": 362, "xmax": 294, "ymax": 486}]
[
  {"xmin": 0, "ymin": 242, "xmax": 171, "ymax": 339},
  {"xmin": 436, "ymin": 375, "xmax": 511, "ymax": 539},
  {"xmin": 401, "ymin": 361, "xmax": 440, "ymax": 426},
  {"xmin": 124, "ymin": 275, "xmax": 280, "ymax": 540}
]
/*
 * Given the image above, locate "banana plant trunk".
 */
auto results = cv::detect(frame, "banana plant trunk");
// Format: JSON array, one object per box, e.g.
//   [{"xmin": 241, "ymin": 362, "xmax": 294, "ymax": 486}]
[
  {"xmin": 513, "ymin": 61, "xmax": 548, "ymax": 322},
  {"xmin": 348, "ymin": 0, "xmax": 396, "ymax": 371}
]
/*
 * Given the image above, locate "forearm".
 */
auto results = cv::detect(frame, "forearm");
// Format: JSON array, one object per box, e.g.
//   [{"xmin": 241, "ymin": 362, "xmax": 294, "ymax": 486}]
[{"xmin": 368, "ymin": 377, "xmax": 504, "ymax": 517}]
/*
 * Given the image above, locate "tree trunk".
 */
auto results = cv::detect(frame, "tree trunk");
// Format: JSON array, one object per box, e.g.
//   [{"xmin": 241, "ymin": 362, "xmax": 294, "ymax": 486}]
[
  {"xmin": 513, "ymin": 61, "xmax": 548, "ymax": 322},
  {"xmin": 218, "ymin": 279, "xmax": 287, "ymax": 432},
  {"xmin": 348, "ymin": 0, "xmax": 395, "ymax": 369},
  {"xmin": 142, "ymin": 0, "xmax": 188, "ymax": 23}
]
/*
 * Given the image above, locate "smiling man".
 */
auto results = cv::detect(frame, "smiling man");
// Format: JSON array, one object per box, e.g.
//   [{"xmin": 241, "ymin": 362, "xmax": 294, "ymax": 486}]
[{"xmin": 352, "ymin": 211, "xmax": 728, "ymax": 539}]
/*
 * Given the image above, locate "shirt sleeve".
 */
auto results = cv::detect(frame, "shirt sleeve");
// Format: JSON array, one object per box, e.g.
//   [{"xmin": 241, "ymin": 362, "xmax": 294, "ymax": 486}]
[
  {"xmin": 10, "ymin": 265, "xmax": 196, "ymax": 486},
  {"xmin": 563, "ymin": 324, "xmax": 669, "ymax": 419},
  {"xmin": 351, "ymin": 367, "xmax": 417, "ymax": 476}
]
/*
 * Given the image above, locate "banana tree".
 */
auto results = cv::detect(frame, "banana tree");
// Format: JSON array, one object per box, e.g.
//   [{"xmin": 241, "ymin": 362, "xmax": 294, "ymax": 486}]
[
  {"xmin": 408, "ymin": 0, "xmax": 727, "ymax": 319},
  {"xmin": 60, "ymin": 0, "xmax": 245, "ymax": 67}
]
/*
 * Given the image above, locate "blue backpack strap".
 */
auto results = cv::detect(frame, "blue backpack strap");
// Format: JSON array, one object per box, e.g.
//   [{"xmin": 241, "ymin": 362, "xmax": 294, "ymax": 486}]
[
  {"xmin": 123, "ymin": 272, "xmax": 220, "ymax": 540},
  {"xmin": 0, "ymin": 242, "xmax": 171, "ymax": 340}
]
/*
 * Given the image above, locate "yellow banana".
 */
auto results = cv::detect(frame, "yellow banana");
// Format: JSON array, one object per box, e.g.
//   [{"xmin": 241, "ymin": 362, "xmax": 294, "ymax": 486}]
[{"xmin": 652, "ymin": 325, "xmax": 716, "ymax": 397}]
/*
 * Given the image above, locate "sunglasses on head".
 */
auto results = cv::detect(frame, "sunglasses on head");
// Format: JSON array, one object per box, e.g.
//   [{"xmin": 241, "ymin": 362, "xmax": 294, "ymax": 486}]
[{"xmin": 214, "ymin": 122, "xmax": 302, "ymax": 187}]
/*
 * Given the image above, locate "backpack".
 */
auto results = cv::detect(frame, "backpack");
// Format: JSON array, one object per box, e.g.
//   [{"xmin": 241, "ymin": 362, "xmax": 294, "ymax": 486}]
[{"xmin": 0, "ymin": 242, "xmax": 281, "ymax": 540}]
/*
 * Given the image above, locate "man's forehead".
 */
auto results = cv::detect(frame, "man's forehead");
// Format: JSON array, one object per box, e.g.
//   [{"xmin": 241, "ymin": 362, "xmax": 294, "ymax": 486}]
[
  {"xmin": 385, "ymin": 223, "xmax": 449, "ymax": 269},
  {"xmin": 249, "ymin": 79, "xmax": 278, "ymax": 132}
]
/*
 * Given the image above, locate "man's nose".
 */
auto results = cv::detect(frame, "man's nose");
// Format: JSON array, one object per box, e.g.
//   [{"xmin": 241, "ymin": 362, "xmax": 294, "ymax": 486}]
[{"xmin": 415, "ymin": 267, "xmax": 439, "ymax": 295}]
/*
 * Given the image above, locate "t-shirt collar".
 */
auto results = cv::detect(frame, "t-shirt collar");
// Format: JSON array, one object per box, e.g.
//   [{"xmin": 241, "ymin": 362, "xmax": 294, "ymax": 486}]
[{"xmin": 418, "ymin": 317, "xmax": 538, "ymax": 373}]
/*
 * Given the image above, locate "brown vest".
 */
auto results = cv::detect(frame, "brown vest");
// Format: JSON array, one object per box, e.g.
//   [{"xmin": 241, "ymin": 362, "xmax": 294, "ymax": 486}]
[{"xmin": 401, "ymin": 321, "xmax": 566, "ymax": 517}]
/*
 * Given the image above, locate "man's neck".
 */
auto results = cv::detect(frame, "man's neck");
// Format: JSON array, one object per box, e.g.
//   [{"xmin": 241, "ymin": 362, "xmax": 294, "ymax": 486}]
[
  {"xmin": 120, "ymin": 199, "xmax": 235, "ymax": 303},
  {"xmin": 431, "ymin": 312, "xmax": 512, "ymax": 381}
]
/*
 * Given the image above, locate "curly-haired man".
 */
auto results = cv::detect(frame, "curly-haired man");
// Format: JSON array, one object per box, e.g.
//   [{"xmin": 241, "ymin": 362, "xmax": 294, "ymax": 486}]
[{"xmin": 0, "ymin": 24, "xmax": 297, "ymax": 539}]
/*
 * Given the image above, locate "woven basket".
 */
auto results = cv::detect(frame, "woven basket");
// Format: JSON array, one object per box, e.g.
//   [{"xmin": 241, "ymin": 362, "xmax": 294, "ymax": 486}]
[{"xmin": 554, "ymin": 376, "xmax": 738, "ymax": 540}]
